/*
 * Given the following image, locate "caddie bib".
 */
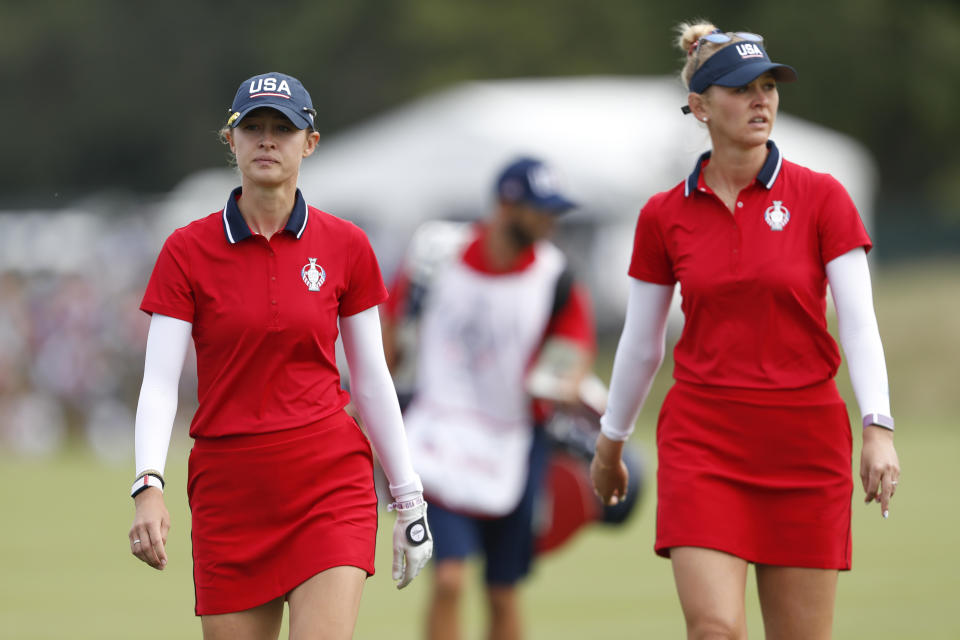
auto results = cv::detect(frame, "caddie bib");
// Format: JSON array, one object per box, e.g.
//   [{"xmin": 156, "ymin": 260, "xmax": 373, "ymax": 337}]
[{"xmin": 403, "ymin": 240, "xmax": 565, "ymax": 516}]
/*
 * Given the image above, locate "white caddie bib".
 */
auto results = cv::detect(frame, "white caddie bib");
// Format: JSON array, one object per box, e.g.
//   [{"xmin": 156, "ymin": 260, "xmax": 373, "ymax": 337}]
[{"xmin": 403, "ymin": 239, "xmax": 566, "ymax": 516}]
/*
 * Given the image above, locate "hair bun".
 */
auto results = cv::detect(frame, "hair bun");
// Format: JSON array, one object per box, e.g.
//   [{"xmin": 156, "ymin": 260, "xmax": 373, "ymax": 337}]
[{"xmin": 676, "ymin": 21, "xmax": 719, "ymax": 56}]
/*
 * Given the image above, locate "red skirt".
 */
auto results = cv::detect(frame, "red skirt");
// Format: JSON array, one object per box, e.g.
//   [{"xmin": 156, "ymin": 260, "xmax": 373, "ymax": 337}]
[
  {"xmin": 655, "ymin": 379, "xmax": 853, "ymax": 569},
  {"xmin": 187, "ymin": 411, "xmax": 378, "ymax": 615}
]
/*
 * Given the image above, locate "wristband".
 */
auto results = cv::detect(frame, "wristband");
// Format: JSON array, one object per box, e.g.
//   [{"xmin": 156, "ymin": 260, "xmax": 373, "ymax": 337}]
[
  {"xmin": 862, "ymin": 413, "xmax": 894, "ymax": 431},
  {"xmin": 387, "ymin": 494, "xmax": 425, "ymax": 512},
  {"xmin": 135, "ymin": 469, "xmax": 166, "ymax": 486},
  {"xmin": 131, "ymin": 471, "xmax": 165, "ymax": 498}
]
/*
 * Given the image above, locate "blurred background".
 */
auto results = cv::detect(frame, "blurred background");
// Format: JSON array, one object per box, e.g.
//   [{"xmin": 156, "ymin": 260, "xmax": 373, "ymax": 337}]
[{"xmin": 1, "ymin": 1, "xmax": 958, "ymax": 638}]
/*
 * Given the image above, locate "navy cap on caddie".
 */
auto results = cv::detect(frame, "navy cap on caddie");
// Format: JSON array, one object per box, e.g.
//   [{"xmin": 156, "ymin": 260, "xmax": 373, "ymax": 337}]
[
  {"xmin": 495, "ymin": 157, "xmax": 577, "ymax": 214},
  {"xmin": 227, "ymin": 72, "xmax": 316, "ymax": 130}
]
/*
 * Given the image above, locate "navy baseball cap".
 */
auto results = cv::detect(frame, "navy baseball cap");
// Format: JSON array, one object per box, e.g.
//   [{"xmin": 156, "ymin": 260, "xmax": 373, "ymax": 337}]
[
  {"xmin": 689, "ymin": 41, "xmax": 797, "ymax": 94},
  {"xmin": 495, "ymin": 157, "xmax": 577, "ymax": 214},
  {"xmin": 227, "ymin": 72, "xmax": 316, "ymax": 130}
]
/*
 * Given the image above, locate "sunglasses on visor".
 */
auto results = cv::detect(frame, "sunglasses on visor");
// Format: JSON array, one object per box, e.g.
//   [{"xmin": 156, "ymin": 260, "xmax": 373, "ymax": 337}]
[{"xmin": 681, "ymin": 31, "xmax": 766, "ymax": 114}]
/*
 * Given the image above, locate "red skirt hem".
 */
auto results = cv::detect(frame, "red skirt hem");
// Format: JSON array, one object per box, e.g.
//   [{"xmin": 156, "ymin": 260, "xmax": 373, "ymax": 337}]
[
  {"xmin": 188, "ymin": 411, "xmax": 378, "ymax": 616},
  {"xmin": 654, "ymin": 380, "xmax": 853, "ymax": 570}
]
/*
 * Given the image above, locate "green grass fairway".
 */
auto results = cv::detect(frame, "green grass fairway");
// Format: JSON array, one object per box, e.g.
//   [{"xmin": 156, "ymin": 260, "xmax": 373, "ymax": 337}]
[{"xmin": 1, "ymin": 259, "xmax": 958, "ymax": 638}]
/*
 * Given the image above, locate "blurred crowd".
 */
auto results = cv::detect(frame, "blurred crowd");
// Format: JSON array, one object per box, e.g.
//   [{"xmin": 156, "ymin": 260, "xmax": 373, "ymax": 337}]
[{"xmin": 0, "ymin": 210, "xmax": 198, "ymax": 461}]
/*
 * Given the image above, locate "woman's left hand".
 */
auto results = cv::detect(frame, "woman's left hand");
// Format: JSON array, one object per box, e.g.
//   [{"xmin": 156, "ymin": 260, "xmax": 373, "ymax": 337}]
[
  {"xmin": 860, "ymin": 426, "xmax": 900, "ymax": 518},
  {"xmin": 591, "ymin": 433, "xmax": 629, "ymax": 507},
  {"xmin": 129, "ymin": 487, "xmax": 171, "ymax": 569}
]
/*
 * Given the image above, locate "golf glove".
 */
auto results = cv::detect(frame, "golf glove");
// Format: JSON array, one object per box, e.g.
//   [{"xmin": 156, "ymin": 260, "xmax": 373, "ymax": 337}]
[{"xmin": 389, "ymin": 493, "xmax": 433, "ymax": 589}]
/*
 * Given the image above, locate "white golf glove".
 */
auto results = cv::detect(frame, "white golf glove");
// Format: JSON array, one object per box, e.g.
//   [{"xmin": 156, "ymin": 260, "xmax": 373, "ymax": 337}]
[{"xmin": 389, "ymin": 493, "xmax": 433, "ymax": 589}]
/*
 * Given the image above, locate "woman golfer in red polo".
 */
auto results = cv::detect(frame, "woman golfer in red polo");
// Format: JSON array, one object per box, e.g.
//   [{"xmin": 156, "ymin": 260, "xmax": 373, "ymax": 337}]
[
  {"xmin": 591, "ymin": 22, "xmax": 900, "ymax": 639},
  {"xmin": 128, "ymin": 72, "xmax": 431, "ymax": 639}
]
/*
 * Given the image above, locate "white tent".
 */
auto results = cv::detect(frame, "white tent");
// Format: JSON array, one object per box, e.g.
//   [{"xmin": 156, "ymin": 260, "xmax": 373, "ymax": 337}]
[{"xmin": 159, "ymin": 76, "xmax": 877, "ymax": 327}]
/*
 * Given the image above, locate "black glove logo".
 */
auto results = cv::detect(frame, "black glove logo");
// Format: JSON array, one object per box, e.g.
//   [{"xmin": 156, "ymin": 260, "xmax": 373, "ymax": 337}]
[{"xmin": 406, "ymin": 518, "xmax": 429, "ymax": 546}]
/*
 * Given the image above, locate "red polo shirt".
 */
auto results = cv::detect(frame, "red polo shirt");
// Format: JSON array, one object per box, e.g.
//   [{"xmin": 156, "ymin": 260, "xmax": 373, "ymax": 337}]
[
  {"xmin": 629, "ymin": 141, "xmax": 871, "ymax": 390},
  {"xmin": 141, "ymin": 187, "xmax": 388, "ymax": 438}
]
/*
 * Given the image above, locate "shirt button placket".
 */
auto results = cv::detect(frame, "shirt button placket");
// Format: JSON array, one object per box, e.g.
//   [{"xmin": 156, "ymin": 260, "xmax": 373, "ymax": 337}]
[
  {"xmin": 268, "ymin": 247, "xmax": 280, "ymax": 330},
  {"xmin": 731, "ymin": 213, "xmax": 741, "ymax": 273}
]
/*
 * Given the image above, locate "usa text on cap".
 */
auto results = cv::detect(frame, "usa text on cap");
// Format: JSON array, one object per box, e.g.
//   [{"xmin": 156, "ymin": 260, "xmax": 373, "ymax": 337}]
[
  {"xmin": 227, "ymin": 72, "xmax": 316, "ymax": 130},
  {"xmin": 689, "ymin": 40, "xmax": 797, "ymax": 94}
]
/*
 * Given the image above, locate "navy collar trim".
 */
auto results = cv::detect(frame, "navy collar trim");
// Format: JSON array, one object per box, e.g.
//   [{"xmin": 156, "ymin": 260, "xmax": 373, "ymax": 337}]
[
  {"xmin": 221, "ymin": 186, "xmax": 309, "ymax": 244},
  {"xmin": 684, "ymin": 140, "xmax": 782, "ymax": 197}
]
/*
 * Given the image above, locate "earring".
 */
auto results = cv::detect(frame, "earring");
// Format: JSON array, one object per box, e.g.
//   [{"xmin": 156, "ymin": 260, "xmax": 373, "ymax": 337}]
[{"xmin": 702, "ymin": 116, "xmax": 709, "ymax": 122}]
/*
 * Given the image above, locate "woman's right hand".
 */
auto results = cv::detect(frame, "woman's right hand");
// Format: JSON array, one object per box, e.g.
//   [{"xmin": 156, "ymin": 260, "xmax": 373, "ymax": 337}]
[
  {"xmin": 590, "ymin": 433, "xmax": 629, "ymax": 506},
  {"xmin": 129, "ymin": 488, "xmax": 170, "ymax": 570}
]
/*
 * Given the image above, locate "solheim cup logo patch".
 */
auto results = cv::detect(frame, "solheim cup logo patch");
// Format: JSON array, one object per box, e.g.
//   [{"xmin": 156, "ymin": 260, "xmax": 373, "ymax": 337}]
[
  {"xmin": 301, "ymin": 258, "xmax": 326, "ymax": 291},
  {"xmin": 764, "ymin": 200, "xmax": 791, "ymax": 231}
]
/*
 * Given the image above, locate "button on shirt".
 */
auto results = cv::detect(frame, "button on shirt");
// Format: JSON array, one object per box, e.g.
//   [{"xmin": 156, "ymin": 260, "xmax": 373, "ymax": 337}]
[
  {"xmin": 629, "ymin": 141, "xmax": 872, "ymax": 389},
  {"xmin": 141, "ymin": 187, "xmax": 388, "ymax": 437}
]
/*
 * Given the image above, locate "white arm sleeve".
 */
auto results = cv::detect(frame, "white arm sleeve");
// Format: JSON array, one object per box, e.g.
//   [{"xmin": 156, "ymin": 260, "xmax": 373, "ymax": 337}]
[
  {"xmin": 135, "ymin": 314, "xmax": 191, "ymax": 477},
  {"xmin": 599, "ymin": 279, "xmax": 675, "ymax": 441},
  {"xmin": 826, "ymin": 248, "xmax": 891, "ymax": 417},
  {"xmin": 340, "ymin": 307, "xmax": 422, "ymax": 499}
]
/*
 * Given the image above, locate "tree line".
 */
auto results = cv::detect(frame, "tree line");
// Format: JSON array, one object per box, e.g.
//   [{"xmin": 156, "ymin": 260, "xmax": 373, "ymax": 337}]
[{"xmin": 2, "ymin": 0, "xmax": 958, "ymax": 230}]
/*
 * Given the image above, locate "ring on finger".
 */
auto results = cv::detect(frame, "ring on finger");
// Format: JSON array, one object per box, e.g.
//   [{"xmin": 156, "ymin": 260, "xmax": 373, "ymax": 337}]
[{"xmin": 133, "ymin": 539, "xmax": 142, "ymax": 545}]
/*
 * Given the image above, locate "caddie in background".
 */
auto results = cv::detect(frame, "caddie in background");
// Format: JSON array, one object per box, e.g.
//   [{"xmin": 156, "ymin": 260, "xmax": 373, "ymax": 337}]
[{"xmin": 381, "ymin": 157, "xmax": 641, "ymax": 640}]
